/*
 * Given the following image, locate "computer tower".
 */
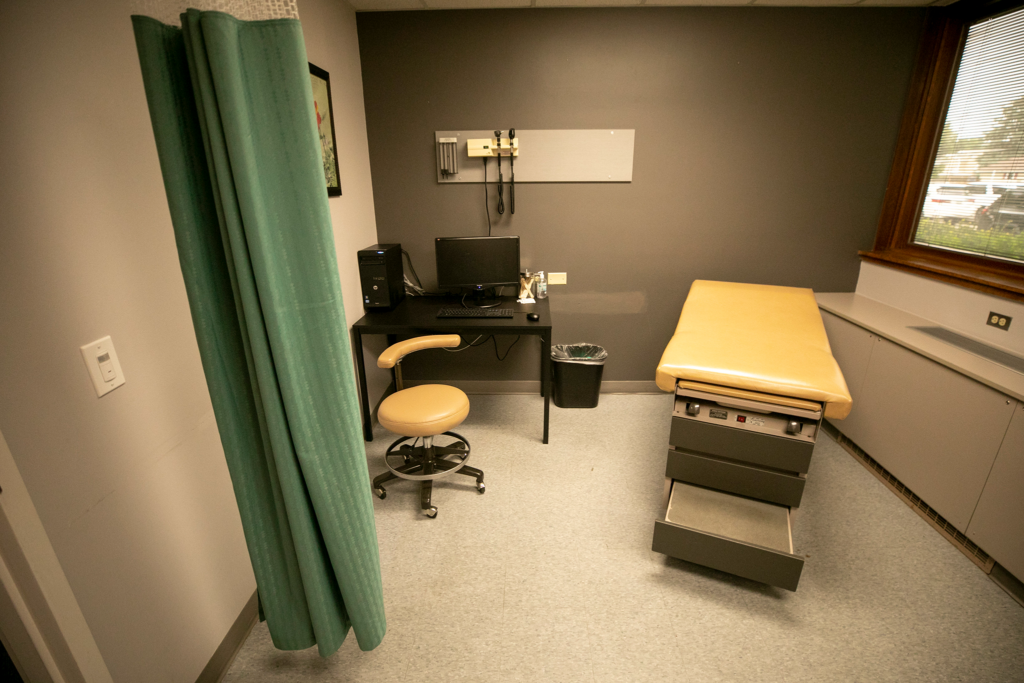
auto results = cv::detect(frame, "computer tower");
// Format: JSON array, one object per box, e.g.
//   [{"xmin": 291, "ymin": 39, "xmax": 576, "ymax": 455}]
[{"xmin": 358, "ymin": 244, "xmax": 405, "ymax": 310}]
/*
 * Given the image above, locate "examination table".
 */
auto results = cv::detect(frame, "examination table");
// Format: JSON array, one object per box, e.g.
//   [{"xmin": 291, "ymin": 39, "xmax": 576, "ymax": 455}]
[{"xmin": 653, "ymin": 280, "xmax": 852, "ymax": 591}]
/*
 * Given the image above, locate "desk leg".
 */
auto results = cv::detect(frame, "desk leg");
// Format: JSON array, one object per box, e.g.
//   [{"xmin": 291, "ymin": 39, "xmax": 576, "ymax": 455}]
[
  {"xmin": 353, "ymin": 329, "xmax": 374, "ymax": 442},
  {"xmin": 386, "ymin": 334, "xmax": 398, "ymax": 388},
  {"xmin": 539, "ymin": 344, "xmax": 545, "ymax": 397},
  {"xmin": 542, "ymin": 331, "xmax": 551, "ymax": 444}
]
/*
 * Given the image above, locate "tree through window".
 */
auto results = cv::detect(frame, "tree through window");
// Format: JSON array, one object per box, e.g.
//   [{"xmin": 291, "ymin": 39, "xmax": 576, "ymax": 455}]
[{"xmin": 915, "ymin": 8, "xmax": 1024, "ymax": 264}]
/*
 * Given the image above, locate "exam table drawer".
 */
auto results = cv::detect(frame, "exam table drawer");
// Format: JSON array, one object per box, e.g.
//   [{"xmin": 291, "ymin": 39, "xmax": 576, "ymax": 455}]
[
  {"xmin": 669, "ymin": 415, "xmax": 814, "ymax": 474},
  {"xmin": 666, "ymin": 448, "xmax": 807, "ymax": 508},
  {"xmin": 653, "ymin": 481, "xmax": 804, "ymax": 591}
]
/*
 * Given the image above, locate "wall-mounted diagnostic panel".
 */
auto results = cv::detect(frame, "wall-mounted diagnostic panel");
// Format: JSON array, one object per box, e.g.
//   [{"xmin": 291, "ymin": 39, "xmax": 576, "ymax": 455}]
[
  {"xmin": 435, "ymin": 129, "xmax": 634, "ymax": 184},
  {"xmin": 466, "ymin": 135, "xmax": 519, "ymax": 158}
]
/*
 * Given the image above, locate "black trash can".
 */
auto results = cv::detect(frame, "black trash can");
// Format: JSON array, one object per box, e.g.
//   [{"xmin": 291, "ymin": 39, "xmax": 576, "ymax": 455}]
[{"xmin": 551, "ymin": 344, "xmax": 608, "ymax": 408}]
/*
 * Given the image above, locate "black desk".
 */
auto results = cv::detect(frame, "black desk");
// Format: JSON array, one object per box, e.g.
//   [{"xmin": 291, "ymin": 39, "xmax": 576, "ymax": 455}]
[{"xmin": 351, "ymin": 296, "xmax": 552, "ymax": 444}]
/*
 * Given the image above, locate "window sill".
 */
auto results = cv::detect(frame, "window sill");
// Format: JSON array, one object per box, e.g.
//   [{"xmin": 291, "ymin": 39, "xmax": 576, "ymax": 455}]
[{"xmin": 859, "ymin": 248, "xmax": 1024, "ymax": 302}]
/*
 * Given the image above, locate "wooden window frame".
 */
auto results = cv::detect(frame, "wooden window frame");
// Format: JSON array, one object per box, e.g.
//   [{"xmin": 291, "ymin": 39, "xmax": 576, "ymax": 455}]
[{"xmin": 864, "ymin": 1, "xmax": 1024, "ymax": 302}]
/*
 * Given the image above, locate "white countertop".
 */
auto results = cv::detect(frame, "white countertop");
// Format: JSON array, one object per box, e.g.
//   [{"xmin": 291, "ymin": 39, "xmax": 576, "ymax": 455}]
[{"xmin": 817, "ymin": 292, "xmax": 1024, "ymax": 403}]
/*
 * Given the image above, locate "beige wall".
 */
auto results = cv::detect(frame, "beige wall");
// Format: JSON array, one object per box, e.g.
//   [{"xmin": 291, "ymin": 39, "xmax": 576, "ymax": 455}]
[
  {"xmin": 0, "ymin": 426, "xmax": 114, "ymax": 683},
  {"xmin": 0, "ymin": 0, "xmax": 378, "ymax": 680},
  {"xmin": 302, "ymin": 0, "xmax": 392, "ymax": 404}
]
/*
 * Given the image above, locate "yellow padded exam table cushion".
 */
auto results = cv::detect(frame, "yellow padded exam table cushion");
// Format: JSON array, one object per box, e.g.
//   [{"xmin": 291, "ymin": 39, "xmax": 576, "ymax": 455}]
[{"xmin": 655, "ymin": 280, "xmax": 852, "ymax": 420}]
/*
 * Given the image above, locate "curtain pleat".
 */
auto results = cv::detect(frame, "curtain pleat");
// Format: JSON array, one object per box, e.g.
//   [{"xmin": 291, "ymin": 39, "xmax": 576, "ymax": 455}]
[{"xmin": 131, "ymin": 11, "xmax": 385, "ymax": 657}]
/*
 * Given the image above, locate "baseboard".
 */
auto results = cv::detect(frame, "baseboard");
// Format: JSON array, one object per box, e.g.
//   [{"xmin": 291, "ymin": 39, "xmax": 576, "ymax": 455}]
[
  {"xmin": 404, "ymin": 380, "xmax": 661, "ymax": 394},
  {"xmin": 195, "ymin": 590, "xmax": 258, "ymax": 683},
  {"xmin": 601, "ymin": 381, "xmax": 661, "ymax": 394},
  {"xmin": 990, "ymin": 563, "xmax": 1024, "ymax": 608}
]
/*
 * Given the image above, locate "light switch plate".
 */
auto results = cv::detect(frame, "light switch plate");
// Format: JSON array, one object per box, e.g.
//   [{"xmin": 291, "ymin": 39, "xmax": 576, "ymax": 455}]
[
  {"xmin": 548, "ymin": 272, "xmax": 567, "ymax": 285},
  {"xmin": 80, "ymin": 336, "xmax": 125, "ymax": 397}
]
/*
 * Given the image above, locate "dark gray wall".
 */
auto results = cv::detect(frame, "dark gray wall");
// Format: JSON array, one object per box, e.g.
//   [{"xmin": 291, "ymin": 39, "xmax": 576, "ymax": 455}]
[{"xmin": 356, "ymin": 7, "xmax": 925, "ymax": 383}]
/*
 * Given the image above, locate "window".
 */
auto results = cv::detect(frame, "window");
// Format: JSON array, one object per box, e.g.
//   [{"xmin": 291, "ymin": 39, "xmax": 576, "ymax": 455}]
[
  {"xmin": 915, "ymin": 10, "xmax": 1024, "ymax": 263},
  {"xmin": 866, "ymin": 3, "xmax": 1024, "ymax": 301}
]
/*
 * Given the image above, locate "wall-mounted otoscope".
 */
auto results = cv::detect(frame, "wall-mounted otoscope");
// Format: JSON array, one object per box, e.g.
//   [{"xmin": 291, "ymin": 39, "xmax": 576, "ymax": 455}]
[
  {"xmin": 466, "ymin": 133, "xmax": 520, "ymax": 219},
  {"xmin": 508, "ymin": 128, "xmax": 515, "ymax": 214},
  {"xmin": 494, "ymin": 130, "xmax": 504, "ymax": 215}
]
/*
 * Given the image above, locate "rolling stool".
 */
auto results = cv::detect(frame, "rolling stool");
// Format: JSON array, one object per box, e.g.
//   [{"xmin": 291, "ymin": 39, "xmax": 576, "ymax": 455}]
[{"xmin": 371, "ymin": 335, "xmax": 485, "ymax": 518}]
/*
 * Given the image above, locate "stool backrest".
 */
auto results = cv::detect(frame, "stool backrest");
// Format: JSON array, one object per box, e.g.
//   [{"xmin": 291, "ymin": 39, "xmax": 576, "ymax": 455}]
[{"xmin": 376, "ymin": 335, "xmax": 461, "ymax": 368}]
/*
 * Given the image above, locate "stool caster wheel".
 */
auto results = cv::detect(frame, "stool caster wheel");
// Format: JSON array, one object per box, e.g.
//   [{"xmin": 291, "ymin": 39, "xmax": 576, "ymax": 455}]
[
  {"xmin": 374, "ymin": 487, "xmax": 386, "ymax": 500},
  {"xmin": 476, "ymin": 482, "xmax": 486, "ymax": 494},
  {"xmin": 423, "ymin": 506, "xmax": 438, "ymax": 518}
]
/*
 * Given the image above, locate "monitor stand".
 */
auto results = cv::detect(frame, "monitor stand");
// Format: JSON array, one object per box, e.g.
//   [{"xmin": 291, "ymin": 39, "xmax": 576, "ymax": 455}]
[{"xmin": 464, "ymin": 288, "xmax": 503, "ymax": 308}]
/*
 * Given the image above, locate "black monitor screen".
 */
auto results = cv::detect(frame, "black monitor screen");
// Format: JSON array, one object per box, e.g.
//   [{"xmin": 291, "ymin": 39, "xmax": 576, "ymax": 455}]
[{"xmin": 435, "ymin": 236, "xmax": 520, "ymax": 290}]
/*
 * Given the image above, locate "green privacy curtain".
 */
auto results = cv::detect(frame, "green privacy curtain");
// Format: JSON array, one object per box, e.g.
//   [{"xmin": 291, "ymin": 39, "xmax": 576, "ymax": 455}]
[{"xmin": 131, "ymin": 10, "xmax": 385, "ymax": 656}]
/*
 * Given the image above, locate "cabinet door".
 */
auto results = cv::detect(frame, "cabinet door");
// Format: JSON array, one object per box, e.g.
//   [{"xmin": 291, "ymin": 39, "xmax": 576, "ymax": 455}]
[
  {"xmin": 967, "ymin": 401, "xmax": 1024, "ymax": 582},
  {"xmin": 853, "ymin": 338, "xmax": 1015, "ymax": 532},
  {"xmin": 819, "ymin": 311, "xmax": 875, "ymax": 444}
]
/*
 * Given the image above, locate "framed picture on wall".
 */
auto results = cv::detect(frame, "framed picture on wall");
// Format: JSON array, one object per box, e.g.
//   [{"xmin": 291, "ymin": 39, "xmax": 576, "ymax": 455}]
[{"xmin": 309, "ymin": 62, "xmax": 341, "ymax": 197}]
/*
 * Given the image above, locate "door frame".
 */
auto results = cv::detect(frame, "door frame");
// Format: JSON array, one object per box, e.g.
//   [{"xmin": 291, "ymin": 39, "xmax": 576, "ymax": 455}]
[{"xmin": 0, "ymin": 427, "xmax": 113, "ymax": 683}]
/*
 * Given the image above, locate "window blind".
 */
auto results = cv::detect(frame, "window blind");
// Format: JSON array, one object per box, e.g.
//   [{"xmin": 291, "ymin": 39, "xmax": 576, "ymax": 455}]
[{"xmin": 915, "ymin": 8, "xmax": 1024, "ymax": 264}]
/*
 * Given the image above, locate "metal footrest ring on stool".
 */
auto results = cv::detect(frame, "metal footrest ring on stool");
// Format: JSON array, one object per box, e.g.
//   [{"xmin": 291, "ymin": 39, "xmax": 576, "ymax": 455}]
[
  {"xmin": 383, "ymin": 431, "xmax": 471, "ymax": 480},
  {"xmin": 372, "ymin": 431, "xmax": 484, "ymax": 518}
]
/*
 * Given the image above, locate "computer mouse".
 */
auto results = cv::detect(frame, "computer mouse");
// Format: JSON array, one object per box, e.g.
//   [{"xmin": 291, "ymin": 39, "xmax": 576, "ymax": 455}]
[{"xmin": 527, "ymin": 313, "xmax": 540, "ymax": 322}]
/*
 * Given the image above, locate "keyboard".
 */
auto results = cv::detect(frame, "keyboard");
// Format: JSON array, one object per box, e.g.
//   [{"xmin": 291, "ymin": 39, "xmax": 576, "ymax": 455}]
[{"xmin": 437, "ymin": 307, "xmax": 515, "ymax": 319}]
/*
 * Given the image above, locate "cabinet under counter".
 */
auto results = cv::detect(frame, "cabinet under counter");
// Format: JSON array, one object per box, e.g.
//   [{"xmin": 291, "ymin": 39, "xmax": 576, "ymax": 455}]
[{"xmin": 818, "ymin": 292, "xmax": 1024, "ymax": 586}]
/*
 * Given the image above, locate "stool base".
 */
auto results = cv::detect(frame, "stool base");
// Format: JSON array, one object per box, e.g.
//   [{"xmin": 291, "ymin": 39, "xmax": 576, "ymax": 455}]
[{"xmin": 372, "ymin": 432, "xmax": 484, "ymax": 518}]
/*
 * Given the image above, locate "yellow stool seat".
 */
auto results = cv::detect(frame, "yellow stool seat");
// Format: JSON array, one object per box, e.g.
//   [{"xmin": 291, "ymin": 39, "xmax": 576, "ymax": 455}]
[{"xmin": 378, "ymin": 384, "xmax": 470, "ymax": 437}]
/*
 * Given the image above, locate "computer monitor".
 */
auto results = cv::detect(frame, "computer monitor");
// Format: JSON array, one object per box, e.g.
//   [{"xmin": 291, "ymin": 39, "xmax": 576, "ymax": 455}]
[{"xmin": 435, "ymin": 236, "xmax": 520, "ymax": 291}]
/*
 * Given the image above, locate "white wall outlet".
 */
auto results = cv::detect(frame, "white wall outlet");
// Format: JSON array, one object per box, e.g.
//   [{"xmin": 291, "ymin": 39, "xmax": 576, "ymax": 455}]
[
  {"xmin": 80, "ymin": 336, "xmax": 125, "ymax": 397},
  {"xmin": 548, "ymin": 272, "xmax": 567, "ymax": 285}
]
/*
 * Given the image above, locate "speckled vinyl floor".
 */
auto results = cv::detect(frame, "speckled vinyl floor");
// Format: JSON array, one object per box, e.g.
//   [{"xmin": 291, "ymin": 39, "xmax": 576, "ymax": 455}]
[{"xmin": 224, "ymin": 394, "xmax": 1024, "ymax": 683}]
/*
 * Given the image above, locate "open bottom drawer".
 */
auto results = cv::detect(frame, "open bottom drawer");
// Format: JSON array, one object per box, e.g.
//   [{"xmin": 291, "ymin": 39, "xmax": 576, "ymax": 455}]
[{"xmin": 653, "ymin": 481, "xmax": 804, "ymax": 591}]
